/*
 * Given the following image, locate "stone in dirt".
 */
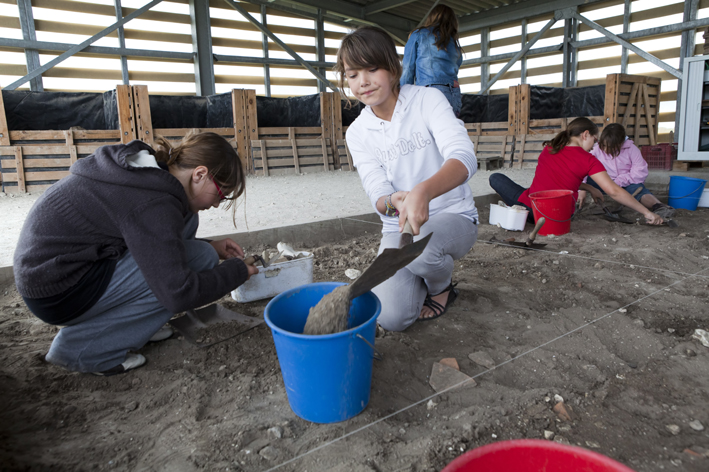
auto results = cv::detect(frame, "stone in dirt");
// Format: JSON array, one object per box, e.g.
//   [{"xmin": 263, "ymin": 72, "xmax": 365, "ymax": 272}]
[
  {"xmin": 689, "ymin": 420, "xmax": 704, "ymax": 432},
  {"xmin": 468, "ymin": 351, "xmax": 495, "ymax": 369},
  {"xmin": 429, "ymin": 362, "xmax": 476, "ymax": 393},
  {"xmin": 544, "ymin": 430, "xmax": 555, "ymax": 440},
  {"xmin": 303, "ymin": 285, "xmax": 351, "ymax": 335},
  {"xmin": 666, "ymin": 424, "xmax": 681, "ymax": 435},
  {"xmin": 553, "ymin": 402, "xmax": 572, "ymax": 422},
  {"xmin": 439, "ymin": 358, "xmax": 459, "ymax": 370}
]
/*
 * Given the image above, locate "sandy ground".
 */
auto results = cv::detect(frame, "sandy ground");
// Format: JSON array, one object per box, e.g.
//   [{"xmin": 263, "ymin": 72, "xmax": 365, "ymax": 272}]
[
  {"xmin": 0, "ymin": 168, "xmax": 535, "ymax": 268},
  {"xmin": 1, "ymin": 198, "xmax": 708, "ymax": 471}
]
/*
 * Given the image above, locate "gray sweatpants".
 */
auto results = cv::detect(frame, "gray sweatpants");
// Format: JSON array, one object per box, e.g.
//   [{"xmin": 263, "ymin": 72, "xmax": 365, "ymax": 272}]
[
  {"xmin": 45, "ymin": 214, "xmax": 219, "ymax": 373},
  {"xmin": 372, "ymin": 212, "xmax": 478, "ymax": 331}
]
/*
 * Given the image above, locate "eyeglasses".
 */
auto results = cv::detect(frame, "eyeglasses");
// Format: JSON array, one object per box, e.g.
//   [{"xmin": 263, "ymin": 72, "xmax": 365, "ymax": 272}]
[{"xmin": 209, "ymin": 174, "xmax": 226, "ymax": 202}]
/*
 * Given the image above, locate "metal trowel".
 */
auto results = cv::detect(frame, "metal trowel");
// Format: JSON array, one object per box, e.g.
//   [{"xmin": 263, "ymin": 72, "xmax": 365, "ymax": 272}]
[{"xmin": 491, "ymin": 217, "xmax": 547, "ymax": 250}]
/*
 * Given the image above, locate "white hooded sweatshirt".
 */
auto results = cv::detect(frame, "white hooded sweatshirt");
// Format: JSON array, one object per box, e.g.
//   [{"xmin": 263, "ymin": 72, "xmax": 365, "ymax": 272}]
[{"xmin": 346, "ymin": 84, "xmax": 478, "ymax": 233}]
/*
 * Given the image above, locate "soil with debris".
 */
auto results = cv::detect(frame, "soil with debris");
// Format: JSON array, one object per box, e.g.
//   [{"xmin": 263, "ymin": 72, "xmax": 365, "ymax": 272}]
[
  {"xmin": 1, "ymin": 205, "xmax": 709, "ymax": 472},
  {"xmin": 303, "ymin": 285, "xmax": 352, "ymax": 335}
]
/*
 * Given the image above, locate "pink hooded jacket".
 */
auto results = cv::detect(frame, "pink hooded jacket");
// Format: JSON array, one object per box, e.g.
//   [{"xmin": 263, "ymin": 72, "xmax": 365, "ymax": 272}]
[{"xmin": 590, "ymin": 138, "xmax": 648, "ymax": 187}]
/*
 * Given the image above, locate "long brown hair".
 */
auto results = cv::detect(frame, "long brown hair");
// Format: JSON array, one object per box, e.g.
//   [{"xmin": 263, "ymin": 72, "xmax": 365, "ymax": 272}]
[
  {"xmin": 416, "ymin": 4, "xmax": 461, "ymax": 54},
  {"xmin": 547, "ymin": 117, "xmax": 598, "ymax": 154},
  {"xmin": 598, "ymin": 123, "xmax": 626, "ymax": 158},
  {"xmin": 334, "ymin": 26, "xmax": 402, "ymax": 107},
  {"xmin": 153, "ymin": 130, "xmax": 246, "ymax": 224}
]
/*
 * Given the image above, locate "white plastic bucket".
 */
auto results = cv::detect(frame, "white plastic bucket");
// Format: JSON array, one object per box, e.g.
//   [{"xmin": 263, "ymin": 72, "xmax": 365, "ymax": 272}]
[
  {"xmin": 698, "ymin": 188, "xmax": 709, "ymax": 208},
  {"xmin": 489, "ymin": 203, "xmax": 528, "ymax": 231}
]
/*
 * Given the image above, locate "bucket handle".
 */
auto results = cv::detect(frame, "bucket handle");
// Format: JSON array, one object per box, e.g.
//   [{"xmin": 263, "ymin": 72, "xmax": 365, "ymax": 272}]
[
  {"xmin": 531, "ymin": 198, "xmax": 575, "ymax": 223},
  {"xmin": 668, "ymin": 183, "xmax": 706, "ymax": 200},
  {"xmin": 356, "ymin": 334, "xmax": 383, "ymax": 361}
]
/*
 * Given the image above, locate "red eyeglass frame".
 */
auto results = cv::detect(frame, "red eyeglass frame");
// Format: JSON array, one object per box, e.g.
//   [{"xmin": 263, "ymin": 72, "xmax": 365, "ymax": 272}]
[{"xmin": 209, "ymin": 174, "xmax": 226, "ymax": 201}]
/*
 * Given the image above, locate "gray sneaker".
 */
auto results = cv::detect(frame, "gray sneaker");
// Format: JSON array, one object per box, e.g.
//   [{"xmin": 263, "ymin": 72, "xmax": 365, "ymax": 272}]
[{"xmin": 651, "ymin": 203, "xmax": 676, "ymax": 219}]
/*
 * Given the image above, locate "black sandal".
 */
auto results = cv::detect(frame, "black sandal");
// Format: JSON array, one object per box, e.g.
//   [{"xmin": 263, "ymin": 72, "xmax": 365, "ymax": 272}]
[{"xmin": 418, "ymin": 282, "xmax": 459, "ymax": 322}]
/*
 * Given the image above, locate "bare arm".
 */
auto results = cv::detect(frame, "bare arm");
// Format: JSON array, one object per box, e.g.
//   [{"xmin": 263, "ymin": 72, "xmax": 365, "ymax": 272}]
[{"xmin": 590, "ymin": 171, "xmax": 663, "ymax": 224}]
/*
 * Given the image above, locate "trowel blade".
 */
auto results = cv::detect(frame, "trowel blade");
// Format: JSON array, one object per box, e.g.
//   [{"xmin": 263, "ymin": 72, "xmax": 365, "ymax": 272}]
[{"xmin": 169, "ymin": 304, "xmax": 263, "ymax": 347}]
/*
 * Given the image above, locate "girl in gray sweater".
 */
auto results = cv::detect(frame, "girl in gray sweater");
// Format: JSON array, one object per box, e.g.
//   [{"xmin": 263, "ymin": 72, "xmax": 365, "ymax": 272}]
[{"xmin": 14, "ymin": 131, "xmax": 257, "ymax": 375}]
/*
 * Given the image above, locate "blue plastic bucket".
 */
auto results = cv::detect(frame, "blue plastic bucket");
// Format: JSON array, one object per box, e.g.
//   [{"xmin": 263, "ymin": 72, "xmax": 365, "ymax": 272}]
[
  {"xmin": 264, "ymin": 282, "xmax": 381, "ymax": 424},
  {"xmin": 668, "ymin": 175, "xmax": 707, "ymax": 210}
]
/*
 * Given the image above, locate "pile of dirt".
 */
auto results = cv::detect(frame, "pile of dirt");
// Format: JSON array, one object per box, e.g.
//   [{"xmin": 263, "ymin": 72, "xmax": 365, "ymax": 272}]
[{"xmin": 1, "ymin": 206, "xmax": 708, "ymax": 471}]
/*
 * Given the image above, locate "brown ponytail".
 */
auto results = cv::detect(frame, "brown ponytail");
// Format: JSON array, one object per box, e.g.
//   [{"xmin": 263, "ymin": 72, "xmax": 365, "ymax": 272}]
[{"xmin": 548, "ymin": 117, "xmax": 598, "ymax": 154}]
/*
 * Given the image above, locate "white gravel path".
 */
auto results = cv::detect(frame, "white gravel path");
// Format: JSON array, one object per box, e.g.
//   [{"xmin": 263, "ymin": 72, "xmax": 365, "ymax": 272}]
[{"xmin": 0, "ymin": 167, "xmax": 535, "ymax": 267}]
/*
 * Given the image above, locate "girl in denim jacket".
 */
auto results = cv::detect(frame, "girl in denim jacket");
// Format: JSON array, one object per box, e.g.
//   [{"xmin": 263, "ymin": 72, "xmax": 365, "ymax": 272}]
[{"xmin": 400, "ymin": 5, "xmax": 463, "ymax": 116}]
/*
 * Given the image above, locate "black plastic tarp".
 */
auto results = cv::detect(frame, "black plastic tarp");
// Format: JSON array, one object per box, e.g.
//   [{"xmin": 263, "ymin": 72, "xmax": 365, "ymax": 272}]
[
  {"xmin": 149, "ymin": 93, "xmax": 233, "ymax": 129},
  {"xmin": 460, "ymin": 93, "xmax": 509, "ymax": 123},
  {"xmin": 256, "ymin": 94, "xmax": 321, "ymax": 128},
  {"xmin": 2, "ymin": 89, "xmax": 117, "ymax": 130},
  {"xmin": 530, "ymin": 84, "xmax": 605, "ymax": 120}
]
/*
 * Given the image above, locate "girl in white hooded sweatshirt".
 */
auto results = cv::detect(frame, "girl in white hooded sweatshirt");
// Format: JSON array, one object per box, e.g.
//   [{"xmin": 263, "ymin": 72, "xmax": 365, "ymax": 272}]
[{"xmin": 336, "ymin": 26, "xmax": 478, "ymax": 331}]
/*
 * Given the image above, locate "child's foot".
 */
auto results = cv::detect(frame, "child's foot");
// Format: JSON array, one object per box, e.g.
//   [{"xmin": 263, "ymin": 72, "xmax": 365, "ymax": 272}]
[
  {"xmin": 92, "ymin": 353, "xmax": 146, "ymax": 376},
  {"xmin": 418, "ymin": 283, "xmax": 459, "ymax": 321},
  {"xmin": 651, "ymin": 203, "xmax": 676, "ymax": 219}
]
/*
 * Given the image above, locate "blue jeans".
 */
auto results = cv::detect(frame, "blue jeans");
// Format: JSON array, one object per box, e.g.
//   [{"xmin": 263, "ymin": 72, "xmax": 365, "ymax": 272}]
[
  {"xmin": 427, "ymin": 84, "xmax": 462, "ymax": 117},
  {"xmin": 586, "ymin": 176, "xmax": 652, "ymax": 202},
  {"xmin": 45, "ymin": 214, "xmax": 219, "ymax": 373},
  {"xmin": 489, "ymin": 173, "xmax": 535, "ymax": 223},
  {"xmin": 372, "ymin": 213, "xmax": 477, "ymax": 331}
]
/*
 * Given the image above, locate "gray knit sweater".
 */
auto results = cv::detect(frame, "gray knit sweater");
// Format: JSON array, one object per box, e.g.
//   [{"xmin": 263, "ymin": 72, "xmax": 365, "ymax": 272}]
[{"xmin": 13, "ymin": 140, "xmax": 249, "ymax": 314}]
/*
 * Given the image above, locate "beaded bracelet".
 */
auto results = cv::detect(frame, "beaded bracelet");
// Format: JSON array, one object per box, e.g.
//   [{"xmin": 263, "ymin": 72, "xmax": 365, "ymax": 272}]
[{"xmin": 385, "ymin": 193, "xmax": 399, "ymax": 217}]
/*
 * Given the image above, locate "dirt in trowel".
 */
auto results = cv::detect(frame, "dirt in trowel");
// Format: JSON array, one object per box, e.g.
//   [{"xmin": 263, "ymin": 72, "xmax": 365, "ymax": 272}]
[{"xmin": 302, "ymin": 285, "xmax": 351, "ymax": 335}]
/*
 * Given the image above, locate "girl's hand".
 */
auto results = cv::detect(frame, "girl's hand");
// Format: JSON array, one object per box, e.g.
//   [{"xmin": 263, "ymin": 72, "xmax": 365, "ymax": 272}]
[
  {"xmin": 399, "ymin": 186, "xmax": 430, "ymax": 235},
  {"xmin": 644, "ymin": 212, "xmax": 664, "ymax": 226},
  {"xmin": 391, "ymin": 190, "xmax": 409, "ymax": 209},
  {"xmin": 210, "ymin": 239, "xmax": 245, "ymax": 260},
  {"xmin": 245, "ymin": 263, "xmax": 259, "ymax": 280},
  {"xmin": 588, "ymin": 187, "xmax": 604, "ymax": 205}
]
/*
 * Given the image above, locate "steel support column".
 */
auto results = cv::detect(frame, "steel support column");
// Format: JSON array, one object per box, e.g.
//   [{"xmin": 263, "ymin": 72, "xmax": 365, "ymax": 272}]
[
  {"xmin": 620, "ymin": 0, "xmax": 630, "ymax": 74},
  {"xmin": 189, "ymin": 0, "xmax": 215, "ymax": 96},
  {"xmin": 17, "ymin": 0, "xmax": 43, "ymax": 91},
  {"xmin": 480, "ymin": 17, "xmax": 557, "ymax": 95},
  {"xmin": 480, "ymin": 28, "xmax": 489, "ymax": 94},
  {"xmin": 114, "ymin": 0, "xmax": 130, "ymax": 85},
  {"xmin": 261, "ymin": 5, "xmax": 271, "ymax": 97},
  {"xmin": 5, "ymin": 0, "xmax": 164, "ymax": 90},
  {"xmin": 520, "ymin": 19, "xmax": 527, "ymax": 84},
  {"xmin": 223, "ymin": 0, "xmax": 337, "ymax": 92},
  {"xmin": 316, "ymin": 9, "xmax": 326, "ymax": 93},
  {"xmin": 677, "ymin": 0, "xmax": 699, "ymax": 140}
]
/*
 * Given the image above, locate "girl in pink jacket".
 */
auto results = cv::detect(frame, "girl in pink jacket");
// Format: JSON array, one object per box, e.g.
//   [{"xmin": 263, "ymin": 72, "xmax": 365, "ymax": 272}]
[{"xmin": 580, "ymin": 123, "xmax": 675, "ymax": 218}]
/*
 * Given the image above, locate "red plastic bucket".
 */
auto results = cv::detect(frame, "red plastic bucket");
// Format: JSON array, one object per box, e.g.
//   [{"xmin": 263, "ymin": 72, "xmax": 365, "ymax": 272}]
[
  {"xmin": 529, "ymin": 190, "xmax": 575, "ymax": 236},
  {"xmin": 442, "ymin": 439, "xmax": 636, "ymax": 472}
]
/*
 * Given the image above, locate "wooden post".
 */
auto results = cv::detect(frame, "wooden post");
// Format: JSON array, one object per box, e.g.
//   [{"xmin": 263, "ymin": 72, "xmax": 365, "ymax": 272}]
[
  {"xmin": 516, "ymin": 135, "xmax": 526, "ymax": 169},
  {"xmin": 603, "ymin": 73, "xmax": 619, "ymax": 126},
  {"xmin": 232, "ymin": 89, "xmax": 250, "ymax": 173},
  {"xmin": 289, "ymin": 127, "xmax": 300, "ymax": 173},
  {"xmin": 319, "ymin": 91, "xmax": 332, "ymax": 171},
  {"xmin": 0, "ymin": 86, "xmax": 9, "ymax": 146},
  {"xmin": 116, "ymin": 84, "xmax": 135, "ymax": 144},
  {"xmin": 246, "ymin": 89, "xmax": 258, "ymax": 167},
  {"xmin": 132, "ymin": 85, "xmax": 153, "ymax": 145},
  {"xmin": 332, "ymin": 93, "xmax": 343, "ymax": 168},
  {"xmin": 320, "ymin": 137, "xmax": 329, "ymax": 171},
  {"xmin": 14, "ymin": 146, "xmax": 25, "ymax": 193},
  {"xmin": 518, "ymin": 84, "xmax": 530, "ymax": 135},
  {"xmin": 508, "ymin": 85, "xmax": 518, "ymax": 135},
  {"xmin": 65, "ymin": 130, "xmax": 78, "ymax": 165},
  {"xmin": 259, "ymin": 140, "xmax": 269, "ymax": 176}
]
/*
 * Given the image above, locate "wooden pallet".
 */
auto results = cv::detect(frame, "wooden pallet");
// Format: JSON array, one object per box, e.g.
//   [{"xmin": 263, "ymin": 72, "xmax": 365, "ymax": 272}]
[
  {"xmin": 511, "ymin": 134, "xmax": 557, "ymax": 169},
  {"xmin": 469, "ymin": 134, "xmax": 514, "ymax": 167},
  {"xmin": 604, "ymin": 74, "xmax": 661, "ymax": 146},
  {"xmin": 250, "ymin": 137, "xmax": 335, "ymax": 176},
  {"xmin": 672, "ymin": 161, "xmax": 706, "ymax": 171}
]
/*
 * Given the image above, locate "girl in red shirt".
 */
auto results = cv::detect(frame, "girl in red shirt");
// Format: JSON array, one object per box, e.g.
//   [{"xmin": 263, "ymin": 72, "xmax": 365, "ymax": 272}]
[{"xmin": 489, "ymin": 117, "xmax": 663, "ymax": 225}]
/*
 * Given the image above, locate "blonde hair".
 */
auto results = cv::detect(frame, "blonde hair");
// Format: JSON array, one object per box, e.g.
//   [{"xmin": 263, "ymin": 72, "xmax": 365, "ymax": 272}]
[
  {"xmin": 334, "ymin": 26, "xmax": 402, "ymax": 107},
  {"xmin": 153, "ymin": 130, "xmax": 246, "ymax": 224}
]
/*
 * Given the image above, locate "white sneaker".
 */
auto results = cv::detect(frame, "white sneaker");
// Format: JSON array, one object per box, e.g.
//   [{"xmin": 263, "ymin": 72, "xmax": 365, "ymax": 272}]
[
  {"xmin": 92, "ymin": 353, "xmax": 146, "ymax": 376},
  {"xmin": 149, "ymin": 325, "xmax": 174, "ymax": 342}
]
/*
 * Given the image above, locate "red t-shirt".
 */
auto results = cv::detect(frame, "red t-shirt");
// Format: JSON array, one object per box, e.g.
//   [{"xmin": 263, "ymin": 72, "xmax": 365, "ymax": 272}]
[{"xmin": 518, "ymin": 145, "xmax": 607, "ymax": 207}]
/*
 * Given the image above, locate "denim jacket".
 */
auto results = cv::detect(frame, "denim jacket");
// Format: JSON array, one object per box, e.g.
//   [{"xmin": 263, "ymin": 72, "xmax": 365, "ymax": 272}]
[{"xmin": 400, "ymin": 27, "xmax": 462, "ymax": 87}]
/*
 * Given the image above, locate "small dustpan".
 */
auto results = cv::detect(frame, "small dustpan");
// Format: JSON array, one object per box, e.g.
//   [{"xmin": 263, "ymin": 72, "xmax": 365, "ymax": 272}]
[{"xmin": 170, "ymin": 304, "xmax": 263, "ymax": 347}]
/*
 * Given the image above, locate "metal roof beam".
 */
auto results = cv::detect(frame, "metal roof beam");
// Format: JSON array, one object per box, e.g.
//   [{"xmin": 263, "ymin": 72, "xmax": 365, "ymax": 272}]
[
  {"xmin": 4, "ymin": 0, "xmax": 164, "ymax": 90},
  {"xmin": 223, "ymin": 0, "xmax": 338, "ymax": 92},
  {"xmin": 458, "ymin": 0, "xmax": 605, "ymax": 33},
  {"xmin": 364, "ymin": 0, "xmax": 417, "ymax": 16}
]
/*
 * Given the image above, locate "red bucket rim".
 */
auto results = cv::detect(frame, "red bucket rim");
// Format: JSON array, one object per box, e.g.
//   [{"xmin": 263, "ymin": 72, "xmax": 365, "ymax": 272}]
[
  {"xmin": 443, "ymin": 439, "xmax": 636, "ymax": 472},
  {"xmin": 529, "ymin": 189, "xmax": 574, "ymax": 200}
]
